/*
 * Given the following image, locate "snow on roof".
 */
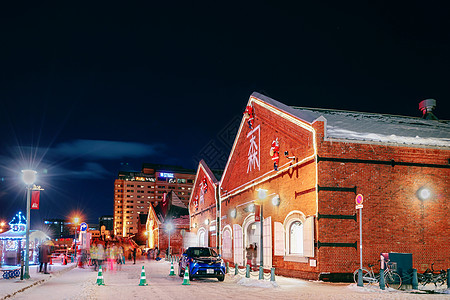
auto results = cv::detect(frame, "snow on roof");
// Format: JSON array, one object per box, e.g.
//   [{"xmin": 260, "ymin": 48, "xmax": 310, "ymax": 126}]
[{"xmin": 251, "ymin": 92, "xmax": 450, "ymax": 148}]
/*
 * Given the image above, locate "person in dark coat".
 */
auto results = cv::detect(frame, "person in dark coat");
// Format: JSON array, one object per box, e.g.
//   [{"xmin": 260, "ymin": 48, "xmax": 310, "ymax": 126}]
[
  {"xmin": 132, "ymin": 247, "xmax": 137, "ymax": 264},
  {"xmin": 39, "ymin": 244, "xmax": 50, "ymax": 274}
]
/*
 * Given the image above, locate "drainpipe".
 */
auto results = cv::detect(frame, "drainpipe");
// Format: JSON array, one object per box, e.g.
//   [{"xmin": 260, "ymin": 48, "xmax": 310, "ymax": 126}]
[{"xmin": 216, "ymin": 183, "xmax": 221, "ymax": 255}]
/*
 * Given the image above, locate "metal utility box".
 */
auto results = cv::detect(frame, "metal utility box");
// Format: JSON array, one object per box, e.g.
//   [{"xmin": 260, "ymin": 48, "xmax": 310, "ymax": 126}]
[{"xmin": 387, "ymin": 252, "xmax": 413, "ymax": 284}]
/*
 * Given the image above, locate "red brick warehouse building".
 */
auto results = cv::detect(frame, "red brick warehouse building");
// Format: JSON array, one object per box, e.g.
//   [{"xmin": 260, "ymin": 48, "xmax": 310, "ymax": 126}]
[
  {"xmin": 188, "ymin": 160, "xmax": 222, "ymax": 252},
  {"xmin": 218, "ymin": 92, "xmax": 449, "ymax": 280}
]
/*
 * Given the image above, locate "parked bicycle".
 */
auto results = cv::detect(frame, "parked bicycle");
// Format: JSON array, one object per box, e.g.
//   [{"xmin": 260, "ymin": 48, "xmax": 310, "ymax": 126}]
[
  {"xmin": 353, "ymin": 261, "xmax": 402, "ymax": 290},
  {"xmin": 418, "ymin": 263, "xmax": 447, "ymax": 287}
]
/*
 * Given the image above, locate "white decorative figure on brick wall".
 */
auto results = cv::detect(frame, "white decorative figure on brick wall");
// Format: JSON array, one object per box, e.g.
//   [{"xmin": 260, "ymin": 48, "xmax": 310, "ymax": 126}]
[{"xmin": 247, "ymin": 125, "xmax": 260, "ymax": 173}]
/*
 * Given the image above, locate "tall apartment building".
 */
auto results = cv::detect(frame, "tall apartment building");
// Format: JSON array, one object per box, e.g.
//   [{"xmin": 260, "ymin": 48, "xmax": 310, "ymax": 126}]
[{"xmin": 114, "ymin": 163, "xmax": 195, "ymax": 237}]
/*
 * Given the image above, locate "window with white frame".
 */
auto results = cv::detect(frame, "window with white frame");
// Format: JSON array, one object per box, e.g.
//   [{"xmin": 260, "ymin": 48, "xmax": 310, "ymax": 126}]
[{"xmin": 282, "ymin": 211, "xmax": 315, "ymax": 262}]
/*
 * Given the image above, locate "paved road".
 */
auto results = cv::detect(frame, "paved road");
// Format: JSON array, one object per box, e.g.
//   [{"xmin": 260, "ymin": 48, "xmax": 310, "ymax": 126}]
[{"xmin": 6, "ymin": 260, "xmax": 448, "ymax": 300}]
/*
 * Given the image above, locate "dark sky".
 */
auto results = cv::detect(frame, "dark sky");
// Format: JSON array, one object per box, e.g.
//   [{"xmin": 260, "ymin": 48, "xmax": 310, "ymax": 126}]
[{"xmin": 1, "ymin": 1, "xmax": 449, "ymax": 227}]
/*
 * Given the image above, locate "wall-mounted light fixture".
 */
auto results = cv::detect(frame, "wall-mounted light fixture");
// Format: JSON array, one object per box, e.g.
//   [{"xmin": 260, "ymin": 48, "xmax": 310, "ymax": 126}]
[
  {"xmin": 272, "ymin": 195, "xmax": 281, "ymax": 206},
  {"xmin": 230, "ymin": 208, "xmax": 237, "ymax": 218},
  {"xmin": 204, "ymin": 219, "xmax": 209, "ymax": 225},
  {"xmin": 417, "ymin": 187, "xmax": 431, "ymax": 201},
  {"xmin": 248, "ymin": 203, "xmax": 255, "ymax": 213},
  {"xmin": 257, "ymin": 188, "xmax": 267, "ymax": 200}
]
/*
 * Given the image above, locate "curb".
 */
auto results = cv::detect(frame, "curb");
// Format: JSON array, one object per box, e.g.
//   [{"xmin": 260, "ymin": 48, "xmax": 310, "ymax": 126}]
[{"xmin": 1, "ymin": 264, "xmax": 77, "ymax": 300}]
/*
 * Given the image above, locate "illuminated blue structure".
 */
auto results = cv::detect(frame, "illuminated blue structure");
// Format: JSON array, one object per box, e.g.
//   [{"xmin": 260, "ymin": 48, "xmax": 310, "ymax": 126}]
[{"xmin": 0, "ymin": 212, "xmax": 50, "ymax": 266}]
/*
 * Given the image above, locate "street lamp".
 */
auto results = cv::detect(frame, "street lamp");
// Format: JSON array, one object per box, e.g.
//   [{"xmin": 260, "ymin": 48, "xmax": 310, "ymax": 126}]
[
  {"xmin": 21, "ymin": 169, "xmax": 37, "ymax": 279},
  {"xmin": 0, "ymin": 221, "xmax": 6, "ymax": 233},
  {"xmin": 73, "ymin": 217, "xmax": 80, "ymax": 260},
  {"xmin": 257, "ymin": 188, "xmax": 267, "ymax": 280},
  {"xmin": 166, "ymin": 223, "xmax": 173, "ymax": 259}
]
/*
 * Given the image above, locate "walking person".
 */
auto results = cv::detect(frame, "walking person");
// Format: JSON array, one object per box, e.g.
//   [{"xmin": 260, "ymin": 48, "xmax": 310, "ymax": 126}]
[
  {"xmin": 97, "ymin": 243, "xmax": 105, "ymax": 271},
  {"xmin": 132, "ymin": 247, "xmax": 137, "ymax": 264},
  {"xmin": 39, "ymin": 244, "xmax": 50, "ymax": 274},
  {"xmin": 90, "ymin": 244, "xmax": 98, "ymax": 271},
  {"xmin": 252, "ymin": 243, "xmax": 258, "ymax": 271},
  {"xmin": 246, "ymin": 244, "xmax": 253, "ymax": 269}
]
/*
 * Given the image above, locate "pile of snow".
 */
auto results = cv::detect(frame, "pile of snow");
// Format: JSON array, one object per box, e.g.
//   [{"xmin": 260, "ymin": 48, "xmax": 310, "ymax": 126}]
[
  {"xmin": 346, "ymin": 283, "xmax": 400, "ymax": 293},
  {"xmin": 234, "ymin": 275, "xmax": 279, "ymax": 288}
]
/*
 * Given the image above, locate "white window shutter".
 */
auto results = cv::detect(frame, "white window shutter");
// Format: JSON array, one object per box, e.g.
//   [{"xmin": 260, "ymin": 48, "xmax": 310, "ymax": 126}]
[
  {"xmin": 222, "ymin": 229, "xmax": 232, "ymax": 259},
  {"xmin": 303, "ymin": 216, "xmax": 315, "ymax": 257},
  {"xmin": 205, "ymin": 229, "xmax": 209, "ymax": 247},
  {"xmin": 233, "ymin": 224, "xmax": 244, "ymax": 266},
  {"xmin": 263, "ymin": 216, "xmax": 272, "ymax": 268},
  {"xmin": 274, "ymin": 221, "xmax": 285, "ymax": 256}
]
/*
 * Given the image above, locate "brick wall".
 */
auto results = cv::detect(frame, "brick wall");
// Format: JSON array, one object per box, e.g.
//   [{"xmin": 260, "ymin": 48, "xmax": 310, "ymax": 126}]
[
  {"xmin": 313, "ymin": 119, "xmax": 450, "ymax": 274},
  {"xmin": 218, "ymin": 99, "xmax": 449, "ymax": 280},
  {"xmin": 189, "ymin": 163, "xmax": 219, "ymax": 249},
  {"xmin": 220, "ymin": 100, "xmax": 319, "ymax": 276}
]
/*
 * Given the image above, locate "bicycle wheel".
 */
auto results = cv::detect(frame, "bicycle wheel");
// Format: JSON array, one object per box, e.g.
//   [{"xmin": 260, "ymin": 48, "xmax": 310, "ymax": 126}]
[
  {"xmin": 385, "ymin": 271, "xmax": 402, "ymax": 290},
  {"xmin": 434, "ymin": 275, "xmax": 446, "ymax": 287},
  {"xmin": 353, "ymin": 268, "xmax": 371, "ymax": 285}
]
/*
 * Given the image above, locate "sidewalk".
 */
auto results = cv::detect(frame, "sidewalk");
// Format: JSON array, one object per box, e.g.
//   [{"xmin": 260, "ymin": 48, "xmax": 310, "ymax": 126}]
[{"xmin": 0, "ymin": 263, "xmax": 76, "ymax": 300}]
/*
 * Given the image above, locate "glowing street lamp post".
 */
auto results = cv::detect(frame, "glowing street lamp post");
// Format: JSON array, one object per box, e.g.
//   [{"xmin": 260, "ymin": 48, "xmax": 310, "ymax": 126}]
[
  {"xmin": 166, "ymin": 223, "xmax": 173, "ymax": 260},
  {"xmin": 21, "ymin": 169, "xmax": 37, "ymax": 279},
  {"xmin": 73, "ymin": 217, "xmax": 80, "ymax": 260},
  {"xmin": 257, "ymin": 189, "xmax": 267, "ymax": 280}
]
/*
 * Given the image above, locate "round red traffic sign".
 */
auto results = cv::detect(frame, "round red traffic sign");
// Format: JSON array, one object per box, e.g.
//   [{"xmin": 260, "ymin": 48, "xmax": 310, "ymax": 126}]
[{"xmin": 355, "ymin": 194, "xmax": 364, "ymax": 205}]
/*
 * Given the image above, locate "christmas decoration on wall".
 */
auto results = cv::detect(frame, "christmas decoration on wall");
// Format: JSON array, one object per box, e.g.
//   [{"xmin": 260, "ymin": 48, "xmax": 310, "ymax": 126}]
[
  {"xmin": 270, "ymin": 138, "xmax": 280, "ymax": 171},
  {"xmin": 200, "ymin": 176, "xmax": 208, "ymax": 194},
  {"xmin": 243, "ymin": 105, "xmax": 255, "ymax": 129},
  {"xmin": 193, "ymin": 195, "xmax": 199, "ymax": 211}
]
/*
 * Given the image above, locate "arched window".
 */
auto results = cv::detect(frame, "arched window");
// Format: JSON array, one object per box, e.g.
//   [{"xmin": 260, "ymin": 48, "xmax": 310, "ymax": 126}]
[
  {"xmin": 222, "ymin": 226, "xmax": 232, "ymax": 259},
  {"xmin": 198, "ymin": 231, "xmax": 205, "ymax": 247},
  {"xmin": 289, "ymin": 221, "xmax": 303, "ymax": 255},
  {"xmin": 282, "ymin": 211, "xmax": 314, "ymax": 262}
]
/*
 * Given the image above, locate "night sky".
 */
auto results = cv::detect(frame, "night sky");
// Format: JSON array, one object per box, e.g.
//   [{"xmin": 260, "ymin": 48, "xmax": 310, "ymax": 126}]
[{"xmin": 1, "ymin": 1, "xmax": 449, "ymax": 227}]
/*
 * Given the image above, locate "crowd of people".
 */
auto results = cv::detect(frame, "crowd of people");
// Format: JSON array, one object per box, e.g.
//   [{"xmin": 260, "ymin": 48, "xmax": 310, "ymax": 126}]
[
  {"xmin": 78, "ymin": 243, "xmax": 164, "ymax": 271},
  {"xmin": 35, "ymin": 239, "xmax": 167, "ymax": 273},
  {"xmin": 87, "ymin": 242, "xmax": 125, "ymax": 271}
]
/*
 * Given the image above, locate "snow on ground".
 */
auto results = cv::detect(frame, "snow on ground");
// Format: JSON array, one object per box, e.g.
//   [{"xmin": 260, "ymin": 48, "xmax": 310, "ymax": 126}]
[{"xmin": 2, "ymin": 260, "xmax": 449, "ymax": 300}]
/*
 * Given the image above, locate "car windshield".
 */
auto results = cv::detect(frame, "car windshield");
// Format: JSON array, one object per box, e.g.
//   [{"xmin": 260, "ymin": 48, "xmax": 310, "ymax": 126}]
[{"xmin": 188, "ymin": 248, "xmax": 218, "ymax": 257}]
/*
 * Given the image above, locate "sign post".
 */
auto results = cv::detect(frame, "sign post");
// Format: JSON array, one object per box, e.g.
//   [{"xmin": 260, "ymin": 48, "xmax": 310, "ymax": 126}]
[{"xmin": 355, "ymin": 194, "xmax": 364, "ymax": 287}]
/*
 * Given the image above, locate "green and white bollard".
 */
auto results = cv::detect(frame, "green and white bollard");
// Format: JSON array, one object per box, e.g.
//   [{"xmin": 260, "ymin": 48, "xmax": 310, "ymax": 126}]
[
  {"xmin": 412, "ymin": 269, "xmax": 418, "ymax": 290},
  {"xmin": 246, "ymin": 264, "xmax": 250, "ymax": 278},
  {"xmin": 379, "ymin": 268, "xmax": 385, "ymax": 290},
  {"xmin": 259, "ymin": 266, "xmax": 264, "ymax": 280},
  {"xmin": 235, "ymin": 263, "xmax": 239, "ymax": 275},
  {"xmin": 447, "ymin": 269, "xmax": 450, "ymax": 289},
  {"xmin": 226, "ymin": 262, "xmax": 229, "ymax": 274}
]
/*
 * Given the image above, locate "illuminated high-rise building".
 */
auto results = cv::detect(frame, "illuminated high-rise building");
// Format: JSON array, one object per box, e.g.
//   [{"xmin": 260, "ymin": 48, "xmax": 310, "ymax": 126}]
[{"xmin": 113, "ymin": 163, "xmax": 195, "ymax": 237}]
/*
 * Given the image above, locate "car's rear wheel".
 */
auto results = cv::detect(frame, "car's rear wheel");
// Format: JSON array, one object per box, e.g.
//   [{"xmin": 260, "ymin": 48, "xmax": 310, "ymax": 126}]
[{"xmin": 217, "ymin": 274, "xmax": 225, "ymax": 282}]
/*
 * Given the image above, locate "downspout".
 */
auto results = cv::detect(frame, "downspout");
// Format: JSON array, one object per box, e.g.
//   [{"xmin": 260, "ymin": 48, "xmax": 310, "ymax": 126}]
[{"xmin": 216, "ymin": 183, "xmax": 221, "ymax": 255}]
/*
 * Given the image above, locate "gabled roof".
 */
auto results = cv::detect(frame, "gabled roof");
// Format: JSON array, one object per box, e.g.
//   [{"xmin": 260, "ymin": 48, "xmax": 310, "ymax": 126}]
[
  {"xmin": 199, "ymin": 159, "xmax": 220, "ymax": 185},
  {"xmin": 154, "ymin": 191, "xmax": 189, "ymax": 223},
  {"xmin": 188, "ymin": 160, "xmax": 221, "ymax": 207},
  {"xmin": 252, "ymin": 92, "xmax": 450, "ymax": 148}
]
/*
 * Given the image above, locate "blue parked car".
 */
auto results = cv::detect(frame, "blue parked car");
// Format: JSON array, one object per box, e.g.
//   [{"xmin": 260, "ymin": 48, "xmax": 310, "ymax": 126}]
[{"xmin": 178, "ymin": 247, "xmax": 226, "ymax": 281}]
